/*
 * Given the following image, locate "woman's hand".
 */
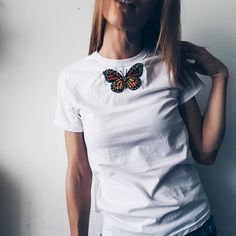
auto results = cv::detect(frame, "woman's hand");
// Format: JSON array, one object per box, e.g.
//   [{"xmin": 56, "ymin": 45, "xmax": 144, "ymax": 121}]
[
  {"xmin": 180, "ymin": 41, "xmax": 229, "ymax": 80},
  {"xmin": 179, "ymin": 41, "xmax": 229, "ymax": 166}
]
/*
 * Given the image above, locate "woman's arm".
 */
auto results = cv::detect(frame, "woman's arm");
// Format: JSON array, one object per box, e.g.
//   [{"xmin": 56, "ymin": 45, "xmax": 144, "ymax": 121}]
[
  {"xmin": 179, "ymin": 76, "xmax": 228, "ymax": 165},
  {"xmin": 178, "ymin": 41, "xmax": 229, "ymax": 165},
  {"xmin": 64, "ymin": 131, "xmax": 92, "ymax": 236}
]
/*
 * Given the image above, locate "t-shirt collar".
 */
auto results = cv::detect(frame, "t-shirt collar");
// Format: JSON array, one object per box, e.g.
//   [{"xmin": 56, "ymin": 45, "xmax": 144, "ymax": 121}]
[{"xmin": 91, "ymin": 47, "xmax": 150, "ymax": 66}]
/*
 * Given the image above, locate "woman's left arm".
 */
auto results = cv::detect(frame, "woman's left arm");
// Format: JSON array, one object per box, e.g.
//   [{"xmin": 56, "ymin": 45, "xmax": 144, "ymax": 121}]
[{"xmin": 178, "ymin": 41, "xmax": 229, "ymax": 165}]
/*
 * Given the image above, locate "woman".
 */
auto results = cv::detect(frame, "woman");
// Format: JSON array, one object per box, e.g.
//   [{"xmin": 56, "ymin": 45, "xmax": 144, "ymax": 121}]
[{"xmin": 54, "ymin": 0, "xmax": 228, "ymax": 235}]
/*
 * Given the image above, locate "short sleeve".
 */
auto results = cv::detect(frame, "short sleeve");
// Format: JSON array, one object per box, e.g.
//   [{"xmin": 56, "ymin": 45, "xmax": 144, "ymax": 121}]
[
  {"xmin": 178, "ymin": 68, "xmax": 205, "ymax": 105},
  {"xmin": 53, "ymin": 69, "xmax": 84, "ymax": 132}
]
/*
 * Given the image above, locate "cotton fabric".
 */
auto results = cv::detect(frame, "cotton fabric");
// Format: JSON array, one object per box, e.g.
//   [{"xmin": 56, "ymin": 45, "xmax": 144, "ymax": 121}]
[
  {"xmin": 54, "ymin": 47, "xmax": 212, "ymax": 236},
  {"xmin": 100, "ymin": 214, "xmax": 217, "ymax": 236}
]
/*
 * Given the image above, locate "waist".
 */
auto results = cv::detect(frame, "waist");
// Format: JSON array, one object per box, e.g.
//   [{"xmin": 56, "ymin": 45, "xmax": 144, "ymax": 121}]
[
  {"xmin": 94, "ymin": 163, "xmax": 210, "ymax": 217},
  {"xmin": 100, "ymin": 206, "xmax": 211, "ymax": 236}
]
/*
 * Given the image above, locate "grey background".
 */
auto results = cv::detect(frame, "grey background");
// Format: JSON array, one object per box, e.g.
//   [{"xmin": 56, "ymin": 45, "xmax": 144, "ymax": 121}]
[{"xmin": 0, "ymin": 0, "xmax": 235, "ymax": 235}]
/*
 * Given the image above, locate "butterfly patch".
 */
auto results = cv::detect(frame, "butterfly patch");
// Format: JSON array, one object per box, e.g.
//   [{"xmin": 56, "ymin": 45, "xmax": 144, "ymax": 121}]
[{"xmin": 102, "ymin": 63, "xmax": 144, "ymax": 93}]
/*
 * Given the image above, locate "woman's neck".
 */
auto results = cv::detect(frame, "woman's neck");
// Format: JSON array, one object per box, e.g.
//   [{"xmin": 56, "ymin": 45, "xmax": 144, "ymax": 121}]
[{"xmin": 98, "ymin": 21, "xmax": 143, "ymax": 59}]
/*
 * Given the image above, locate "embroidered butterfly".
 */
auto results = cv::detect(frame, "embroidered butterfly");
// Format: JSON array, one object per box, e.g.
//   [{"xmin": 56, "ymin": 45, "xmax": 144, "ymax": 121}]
[{"xmin": 102, "ymin": 63, "xmax": 144, "ymax": 93}]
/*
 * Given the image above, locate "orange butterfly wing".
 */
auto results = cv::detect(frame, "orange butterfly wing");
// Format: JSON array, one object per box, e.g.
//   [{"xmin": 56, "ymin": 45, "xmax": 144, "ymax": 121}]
[
  {"xmin": 103, "ymin": 69, "xmax": 126, "ymax": 93},
  {"xmin": 125, "ymin": 63, "xmax": 143, "ymax": 91}
]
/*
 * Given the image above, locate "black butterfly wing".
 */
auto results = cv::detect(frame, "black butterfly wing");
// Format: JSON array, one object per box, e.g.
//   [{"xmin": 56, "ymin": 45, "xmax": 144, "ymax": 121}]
[
  {"xmin": 102, "ymin": 68, "xmax": 126, "ymax": 93},
  {"xmin": 125, "ymin": 63, "xmax": 144, "ymax": 90},
  {"xmin": 102, "ymin": 69, "xmax": 123, "ymax": 83}
]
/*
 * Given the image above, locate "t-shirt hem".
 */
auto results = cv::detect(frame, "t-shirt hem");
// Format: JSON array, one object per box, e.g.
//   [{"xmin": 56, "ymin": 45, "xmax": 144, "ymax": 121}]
[
  {"xmin": 178, "ymin": 79, "xmax": 205, "ymax": 105},
  {"xmin": 170, "ymin": 209, "xmax": 212, "ymax": 236},
  {"xmin": 53, "ymin": 120, "xmax": 84, "ymax": 132},
  {"xmin": 101, "ymin": 209, "xmax": 212, "ymax": 236}
]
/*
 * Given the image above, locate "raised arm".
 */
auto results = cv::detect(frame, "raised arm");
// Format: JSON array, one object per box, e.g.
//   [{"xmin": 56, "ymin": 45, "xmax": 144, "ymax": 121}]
[
  {"xmin": 178, "ymin": 41, "xmax": 229, "ymax": 165},
  {"xmin": 64, "ymin": 131, "xmax": 92, "ymax": 236}
]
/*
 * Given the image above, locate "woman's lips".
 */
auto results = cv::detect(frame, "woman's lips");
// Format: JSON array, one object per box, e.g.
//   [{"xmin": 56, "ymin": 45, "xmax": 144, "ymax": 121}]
[{"xmin": 115, "ymin": 0, "xmax": 136, "ymax": 9}]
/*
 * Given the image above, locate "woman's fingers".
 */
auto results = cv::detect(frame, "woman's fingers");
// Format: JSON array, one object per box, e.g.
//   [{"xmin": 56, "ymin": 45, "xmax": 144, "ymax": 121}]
[
  {"xmin": 180, "ymin": 40, "xmax": 228, "ymax": 78},
  {"xmin": 184, "ymin": 51, "xmax": 203, "ymax": 60},
  {"xmin": 189, "ymin": 62, "xmax": 207, "ymax": 75},
  {"xmin": 186, "ymin": 58, "xmax": 196, "ymax": 64},
  {"xmin": 180, "ymin": 41, "xmax": 204, "ymax": 53},
  {"xmin": 180, "ymin": 50, "xmax": 208, "ymax": 75},
  {"xmin": 181, "ymin": 40, "xmax": 208, "ymax": 55}
]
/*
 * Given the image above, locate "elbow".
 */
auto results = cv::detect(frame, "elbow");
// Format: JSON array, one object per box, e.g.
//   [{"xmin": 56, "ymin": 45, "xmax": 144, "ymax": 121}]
[
  {"xmin": 199, "ymin": 155, "xmax": 216, "ymax": 166},
  {"xmin": 193, "ymin": 149, "xmax": 218, "ymax": 166}
]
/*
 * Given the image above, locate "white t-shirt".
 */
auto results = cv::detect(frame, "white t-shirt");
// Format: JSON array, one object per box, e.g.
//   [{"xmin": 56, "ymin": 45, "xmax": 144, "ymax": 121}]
[{"xmin": 54, "ymin": 47, "xmax": 212, "ymax": 236}]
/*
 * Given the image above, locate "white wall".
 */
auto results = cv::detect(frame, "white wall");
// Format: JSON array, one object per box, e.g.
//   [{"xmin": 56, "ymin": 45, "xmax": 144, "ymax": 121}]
[
  {"xmin": 0, "ymin": 0, "xmax": 235, "ymax": 235},
  {"xmin": 181, "ymin": 1, "xmax": 236, "ymax": 236}
]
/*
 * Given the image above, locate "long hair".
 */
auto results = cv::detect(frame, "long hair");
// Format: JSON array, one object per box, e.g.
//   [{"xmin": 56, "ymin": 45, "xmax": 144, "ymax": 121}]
[{"xmin": 88, "ymin": 0, "xmax": 183, "ymax": 86}]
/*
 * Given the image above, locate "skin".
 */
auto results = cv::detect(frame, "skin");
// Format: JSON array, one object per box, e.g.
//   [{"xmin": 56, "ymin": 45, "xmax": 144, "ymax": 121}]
[
  {"xmin": 64, "ymin": 1, "xmax": 229, "ymax": 235},
  {"xmin": 99, "ymin": 0, "xmax": 229, "ymax": 164},
  {"xmin": 64, "ymin": 132, "xmax": 92, "ymax": 236},
  {"xmin": 99, "ymin": 0, "xmax": 159, "ymax": 59},
  {"xmin": 179, "ymin": 41, "xmax": 228, "ymax": 165}
]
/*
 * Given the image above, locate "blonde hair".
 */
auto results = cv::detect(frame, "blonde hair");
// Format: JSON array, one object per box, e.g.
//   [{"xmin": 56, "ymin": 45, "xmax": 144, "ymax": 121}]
[{"xmin": 88, "ymin": 0, "xmax": 183, "ymax": 86}]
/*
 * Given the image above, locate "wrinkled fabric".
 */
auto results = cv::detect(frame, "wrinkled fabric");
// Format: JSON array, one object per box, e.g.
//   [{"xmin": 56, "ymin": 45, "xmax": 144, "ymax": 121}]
[
  {"xmin": 99, "ymin": 214, "xmax": 217, "ymax": 236},
  {"xmin": 54, "ymin": 48, "xmax": 212, "ymax": 236}
]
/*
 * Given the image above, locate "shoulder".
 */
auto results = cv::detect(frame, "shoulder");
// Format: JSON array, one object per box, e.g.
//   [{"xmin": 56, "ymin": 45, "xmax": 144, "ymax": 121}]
[
  {"xmin": 58, "ymin": 52, "xmax": 99, "ymax": 88},
  {"xmin": 63, "ymin": 53, "xmax": 98, "ymax": 76}
]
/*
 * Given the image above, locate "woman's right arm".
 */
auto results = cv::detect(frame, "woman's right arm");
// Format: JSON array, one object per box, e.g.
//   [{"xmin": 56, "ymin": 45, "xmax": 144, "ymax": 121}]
[{"xmin": 64, "ymin": 131, "xmax": 92, "ymax": 236}]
